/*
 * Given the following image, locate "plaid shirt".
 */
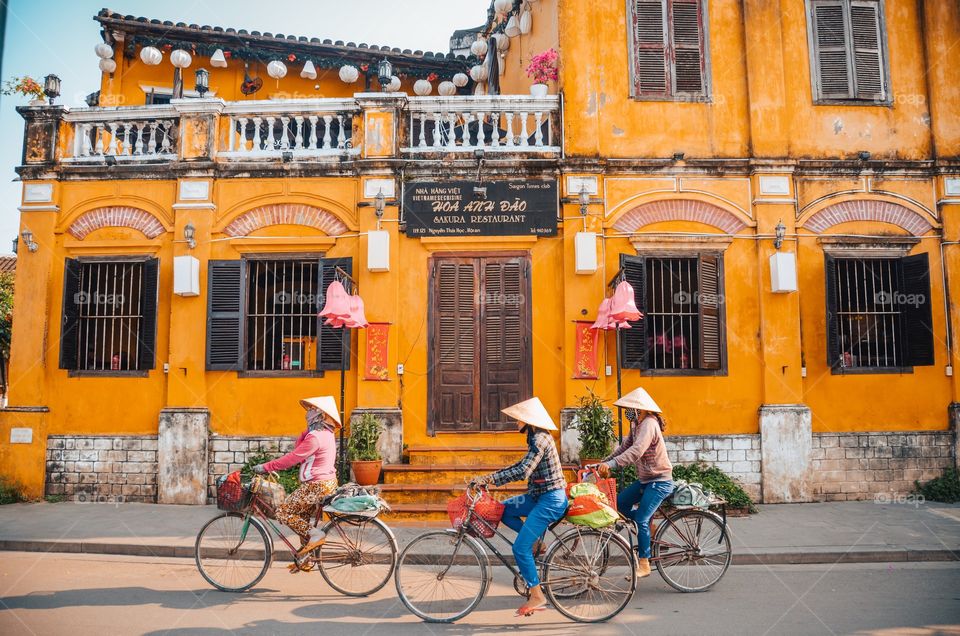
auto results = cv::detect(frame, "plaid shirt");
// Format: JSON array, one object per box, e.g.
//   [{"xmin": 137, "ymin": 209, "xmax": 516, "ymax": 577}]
[{"xmin": 489, "ymin": 428, "xmax": 566, "ymax": 496}]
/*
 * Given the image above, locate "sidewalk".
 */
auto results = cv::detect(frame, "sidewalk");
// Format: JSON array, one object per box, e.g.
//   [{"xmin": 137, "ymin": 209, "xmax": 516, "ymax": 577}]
[{"xmin": 0, "ymin": 500, "xmax": 957, "ymax": 565}]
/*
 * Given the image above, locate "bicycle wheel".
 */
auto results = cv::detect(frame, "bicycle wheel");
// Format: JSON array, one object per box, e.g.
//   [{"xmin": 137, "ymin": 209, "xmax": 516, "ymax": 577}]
[
  {"xmin": 653, "ymin": 509, "xmax": 731, "ymax": 592},
  {"xmin": 395, "ymin": 530, "xmax": 488, "ymax": 623},
  {"xmin": 195, "ymin": 512, "xmax": 272, "ymax": 592},
  {"xmin": 542, "ymin": 527, "xmax": 636, "ymax": 623},
  {"xmin": 317, "ymin": 515, "xmax": 398, "ymax": 597}
]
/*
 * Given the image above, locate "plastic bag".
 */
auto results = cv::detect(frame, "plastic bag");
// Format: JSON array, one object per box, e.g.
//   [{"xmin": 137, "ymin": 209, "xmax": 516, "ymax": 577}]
[
  {"xmin": 566, "ymin": 494, "xmax": 619, "ymax": 528},
  {"xmin": 671, "ymin": 480, "xmax": 712, "ymax": 508}
]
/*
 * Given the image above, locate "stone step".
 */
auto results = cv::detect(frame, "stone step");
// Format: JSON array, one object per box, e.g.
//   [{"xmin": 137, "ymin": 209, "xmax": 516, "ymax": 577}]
[
  {"xmin": 406, "ymin": 445, "xmax": 529, "ymax": 466},
  {"xmin": 379, "ymin": 483, "xmax": 528, "ymax": 505},
  {"xmin": 381, "ymin": 464, "xmax": 578, "ymax": 486}
]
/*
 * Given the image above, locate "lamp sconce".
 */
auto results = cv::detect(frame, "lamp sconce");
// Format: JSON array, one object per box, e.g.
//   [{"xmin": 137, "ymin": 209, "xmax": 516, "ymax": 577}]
[
  {"xmin": 183, "ymin": 222, "xmax": 196, "ymax": 249},
  {"xmin": 43, "ymin": 74, "xmax": 61, "ymax": 105},
  {"xmin": 20, "ymin": 229, "xmax": 38, "ymax": 253},
  {"xmin": 194, "ymin": 68, "xmax": 209, "ymax": 97},
  {"xmin": 578, "ymin": 184, "xmax": 591, "ymax": 216},
  {"xmin": 773, "ymin": 219, "xmax": 786, "ymax": 250},
  {"xmin": 374, "ymin": 190, "xmax": 385, "ymax": 220},
  {"xmin": 377, "ymin": 58, "xmax": 393, "ymax": 91}
]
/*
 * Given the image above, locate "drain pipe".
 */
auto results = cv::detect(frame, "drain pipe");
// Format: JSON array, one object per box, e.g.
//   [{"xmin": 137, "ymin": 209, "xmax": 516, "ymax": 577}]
[{"xmin": 941, "ymin": 240, "xmax": 958, "ymax": 377}]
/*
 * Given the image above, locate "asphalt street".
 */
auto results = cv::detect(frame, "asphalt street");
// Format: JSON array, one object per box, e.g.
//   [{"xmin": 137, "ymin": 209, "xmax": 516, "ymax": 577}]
[{"xmin": 0, "ymin": 552, "xmax": 958, "ymax": 635}]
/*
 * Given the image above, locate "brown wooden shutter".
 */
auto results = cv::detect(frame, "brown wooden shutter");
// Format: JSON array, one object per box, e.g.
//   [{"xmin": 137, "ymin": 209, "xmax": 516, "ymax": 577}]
[
  {"xmin": 480, "ymin": 259, "xmax": 530, "ymax": 431},
  {"xmin": 811, "ymin": 0, "xmax": 854, "ymax": 99},
  {"xmin": 824, "ymin": 254, "xmax": 842, "ymax": 368},
  {"xmin": 670, "ymin": 0, "xmax": 705, "ymax": 94},
  {"xmin": 59, "ymin": 258, "xmax": 82, "ymax": 370},
  {"xmin": 619, "ymin": 254, "xmax": 648, "ymax": 370},
  {"xmin": 900, "ymin": 253, "xmax": 934, "ymax": 367},
  {"xmin": 634, "ymin": 0, "xmax": 669, "ymax": 96},
  {"xmin": 318, "ymin": 258, "xmax": 352, "ymax": 370},
  {"xmin": 850, "ymin": 1, "xmax": 885, "ymax": 100},
  {"xmin": 431, "ymin": 259, "xmax": 480, "ymax": 432},
  {"xmin": 136, "ymin": 258, "xmax": 159, "ymax": 371},
  {"xmin": 206, "ymin": 260, "xmax": 244, "ymax": 371},
  {"xmin": 697, "ymin": 254, "xmax": 723, "ymax": 370}
]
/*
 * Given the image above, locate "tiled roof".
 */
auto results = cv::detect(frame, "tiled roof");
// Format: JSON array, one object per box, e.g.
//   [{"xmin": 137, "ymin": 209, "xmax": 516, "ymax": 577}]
[
  {"xmin": 0, "ymin": 256, "xmax": 16, "ymax": 274},
  {"xmin": 95, "ymin": 9, "xmax": 474, "ymax": 71}
]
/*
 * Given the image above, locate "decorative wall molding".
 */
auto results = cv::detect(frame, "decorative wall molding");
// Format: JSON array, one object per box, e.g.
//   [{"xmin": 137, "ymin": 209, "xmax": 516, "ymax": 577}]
[
  {"xmin": 613, "ymin": 199, "xmax": 749, "ymax": 234},
  {"xmin": 222, "ymin": 204, "xmax": 349, "ymax": 237},
  {"xmin": 68, "ymin": 206, "xmax": 166, "ymax": 239},
  {"xmin": 802, "ymin": 200, "xmax": 934, "ymax": 236}
]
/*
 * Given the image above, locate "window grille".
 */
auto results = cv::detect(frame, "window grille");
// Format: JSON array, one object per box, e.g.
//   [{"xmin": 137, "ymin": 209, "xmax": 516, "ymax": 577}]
[
  {"xmin": 245, "ymin": 259, "xmax": 320, "ymax": 372},
  {"xmin": 645, "ymin": 258, "xmax": 700, "ymax": 369},
  {"xmin": 832, "ymin": 258, "xmax": 902, "ymax": 368}
]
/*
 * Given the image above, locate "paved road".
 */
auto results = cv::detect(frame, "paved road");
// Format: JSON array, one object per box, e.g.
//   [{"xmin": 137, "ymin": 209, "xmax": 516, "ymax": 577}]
[{"xmin": 0, "ymin": 553, "xmax": 958, "ymax": 635}]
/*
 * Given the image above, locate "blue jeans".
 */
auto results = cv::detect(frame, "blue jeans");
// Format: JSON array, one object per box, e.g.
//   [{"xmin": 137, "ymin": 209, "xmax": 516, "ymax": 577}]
[
  {"xmin": 617, "ymin": 480, "xmax": 674, "ymax": 559},
  {"xmin": 500, "ymin": 488, "xmax": 568, "ymax": 587}
]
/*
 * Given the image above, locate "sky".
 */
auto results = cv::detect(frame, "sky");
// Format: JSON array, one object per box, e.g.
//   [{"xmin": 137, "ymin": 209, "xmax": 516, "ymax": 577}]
[{"xmin": 0, "ymin": 0, "xmax": 490, "ymax": 253}]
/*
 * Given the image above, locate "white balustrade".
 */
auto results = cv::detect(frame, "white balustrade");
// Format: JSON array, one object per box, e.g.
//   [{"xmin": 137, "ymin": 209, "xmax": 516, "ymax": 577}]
[
  {"xmin": 404, "ymin": 95, "xmax": 560, "ymax": 154},
  {"xmin": 63, "ymin": 107, "xmax": 178, "ymax": 162},
  {"xmin": 221, "ymin": 99, "xmax": 359, "ymax": 159}
]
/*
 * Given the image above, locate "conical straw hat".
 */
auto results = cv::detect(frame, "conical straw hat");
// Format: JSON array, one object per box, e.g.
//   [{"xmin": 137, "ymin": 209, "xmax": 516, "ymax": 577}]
[
  {"xmin": 613, "ymin": 387, "xmax": 661, "ymax": 413},
  {"xmin": 299, "ymin": 395, "xmax": 342, "ymax": 427},
  {"xmin": 501, "ymin": 397, "xmax": 557, "ymax": 431}
]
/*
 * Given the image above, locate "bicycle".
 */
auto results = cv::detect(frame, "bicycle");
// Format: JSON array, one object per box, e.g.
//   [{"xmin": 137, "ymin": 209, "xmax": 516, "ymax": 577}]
[
  {"xmin": 195, "ymin": 475, "xmax": 398, "ymax": 595},
  {"xmin": 394, "ymin": 485, "xmax": 636, "ymax": 623}
]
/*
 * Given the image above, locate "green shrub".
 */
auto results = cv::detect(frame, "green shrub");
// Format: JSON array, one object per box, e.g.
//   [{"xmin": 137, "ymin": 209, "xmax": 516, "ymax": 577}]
[
  {"xmin": 672, "ymin": 462, "xmax": 756, "ymax": 512},
  {"xmin": 242, "ymin": 450, "xmax": 300, "ymax": 495},
  {"xmin": 572, "ymin": 390, "xmax": 616, "ymax": 459},
  {"xmin": 44, "ymin": 494, "xmax": 66, "ymax": 504},
  {"xmin": 914, "ymin": 467, "xmax": 960, "ymax": 503},
  {"xmin": 348, "ymin": 413, "xmax": 383, "ymax": 462},
  {"xmin": 0, "ymin": 478, "xmax": 24, "ymax": 505}
]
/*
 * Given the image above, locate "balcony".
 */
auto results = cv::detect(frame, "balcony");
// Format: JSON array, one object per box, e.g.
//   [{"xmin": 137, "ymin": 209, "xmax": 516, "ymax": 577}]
[{"xmin": 17, "ymin": 94, "xmax": 562, "ymax": 172}]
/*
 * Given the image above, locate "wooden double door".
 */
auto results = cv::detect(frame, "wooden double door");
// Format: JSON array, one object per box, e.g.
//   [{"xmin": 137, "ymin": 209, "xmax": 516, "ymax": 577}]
[{"xmin": 429, "ymin": 254, "xmax": 532, "ymax": 433}]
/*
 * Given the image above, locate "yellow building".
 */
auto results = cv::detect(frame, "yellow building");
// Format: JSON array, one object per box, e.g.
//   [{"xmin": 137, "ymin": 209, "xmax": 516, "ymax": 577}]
[{"xmin": 2, "ymin": 1, "xmax": 959, "ymax": 512}]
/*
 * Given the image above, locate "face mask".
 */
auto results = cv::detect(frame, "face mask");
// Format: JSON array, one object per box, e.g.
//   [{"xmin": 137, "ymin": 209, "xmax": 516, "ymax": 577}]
[{"xmin": 306, "ymin": 409, "xmax": 323, "ymax": 428}]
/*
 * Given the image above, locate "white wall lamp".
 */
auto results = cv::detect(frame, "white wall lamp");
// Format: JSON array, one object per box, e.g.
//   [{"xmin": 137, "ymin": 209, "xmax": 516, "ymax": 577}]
[
  {"xmin": 20, "ymin": 228, "xmax": 38, "ymax": 253},
  {"xmin": 183, "ymin": 222, "xmax": 196, "ymax": 249},
  {"xmin": 574, "ymin": 184, "xmax": 598, "ymax": 275},
  {"xmin": 365, "ymin": 189, "xmax": 391, "ymax": 272},
  {"xmin": 769, "ymin": 219, "xmax": 797, "ymax": 293}
]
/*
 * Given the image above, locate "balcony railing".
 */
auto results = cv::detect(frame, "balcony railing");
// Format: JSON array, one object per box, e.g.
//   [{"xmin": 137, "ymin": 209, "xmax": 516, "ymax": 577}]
[
  {"xmin": 63, "ymin": 106, "xmax": 178, "ymax": 163},
  {"xmin": 220, "ymin": 99, "xmax": 360, "ymax": 159},
  {"xmin": 404, "ymin": 95, "xmax": 561, "ymax": 154}
]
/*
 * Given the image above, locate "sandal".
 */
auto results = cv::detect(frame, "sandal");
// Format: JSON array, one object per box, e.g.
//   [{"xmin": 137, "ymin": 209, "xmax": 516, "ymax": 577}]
[{"xmin": 515, "ymin": 604, "xmax": 547, "ymax": 617}]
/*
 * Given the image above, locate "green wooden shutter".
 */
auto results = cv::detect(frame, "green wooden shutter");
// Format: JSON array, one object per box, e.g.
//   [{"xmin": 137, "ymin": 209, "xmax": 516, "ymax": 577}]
[
  {"xmin": 900, "ymin": 253, "xmax": 934, "ymax": 367},
  {"xmin": 59, "ymin": 258, "xmax": 82, "ymax": 370},
  {"xmin": 633, "ymin": 0, "xmax": 669, "ymax": 96},
  {"xmin": 318, "ymin": 258, "xmax": 352, "ymax": 370},
  {"xmin": 850, "ymin": 0, "xmax": 885, "ymax": 100},
  {"xmin": 697, "ymin": 253, "xmax": 723, "ymax": 370},
  {"xmin": 811, "ymin": 0, "xmax": 854, "ymax": 99},
  {"xmin": 670, "ymin": 0, "xmax": 705, "ymax": 95},
  {"xmin": 619, "ymin": 254, "xmax": 648, "ymax": 370},
  {"xmin": 206, "ymin": 260, "xmax": 244, "ymax": 371},
  {"xmin": 136, "ymin": 258, "xmax": 159, "ymax": 370},
  {"xmin": 824, "ymin": 254, "xmax": 842, "ymax": 368}
]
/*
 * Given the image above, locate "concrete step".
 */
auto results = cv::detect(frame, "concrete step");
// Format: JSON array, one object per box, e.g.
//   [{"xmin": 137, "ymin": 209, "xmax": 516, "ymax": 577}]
[
  {"xmin": 381, "ymin": 503, "xmax": 451, "ymax": 523},
  {"xmin": 406, "ymin": 445, "xmax": 529, "ymax": 466},
  {"xmin": 379, "ymin": 483, "xmax": 527, "ymax": 505},
  {"xmin": 381, "ymin": 464, "xmax": 578, "ymax": 486}
]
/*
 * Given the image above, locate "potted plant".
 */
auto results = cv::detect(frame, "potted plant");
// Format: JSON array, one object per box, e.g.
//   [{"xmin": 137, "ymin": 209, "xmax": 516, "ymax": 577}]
[
  {"xmin": 348, "ymin": 412, "xmax": 384, "ymax": 486},
  {"xmin": 2, "ymin": 76, "xmax": 46, "ymax": 105},
  {"xmin": 572, "ymin": 389, "xmax": 616, "ymax": 467},
  {"xmin": 525, "ymin": 48, "xmax": 558, "ymax": 98}
]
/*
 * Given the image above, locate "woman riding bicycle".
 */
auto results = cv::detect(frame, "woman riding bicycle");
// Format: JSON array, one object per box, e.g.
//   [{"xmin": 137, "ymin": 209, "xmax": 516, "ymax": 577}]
[
  {"xmin": 596, "ymin": 387, "xmax": 673, "ymax": 580},
  {"xmin": 471, "ymin": 397, "xmax": 567, "ymax": 618},
  {"xmin": 253, "ymin": 395, "xmax": 341, "ymax": 557}
]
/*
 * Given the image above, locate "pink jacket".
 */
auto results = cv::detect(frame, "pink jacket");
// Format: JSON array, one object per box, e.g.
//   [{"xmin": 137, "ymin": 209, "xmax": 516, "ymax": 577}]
[
  {"xmin": 604, "ymin": 415, "xmax": 673, "ymax": 483},
  {"xmin": 263, "ymin": 427, "xmax": 337, "ymax": 483}
]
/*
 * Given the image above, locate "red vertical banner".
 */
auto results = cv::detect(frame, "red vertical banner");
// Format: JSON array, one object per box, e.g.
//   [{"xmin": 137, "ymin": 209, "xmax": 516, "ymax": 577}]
[
  {"xmin": 364, "ymin": 322, "xmax": 390, "ymax": 381},
  {"xmin": 573, "ymin": 321, "xmax": 600, "ymax": 379}
]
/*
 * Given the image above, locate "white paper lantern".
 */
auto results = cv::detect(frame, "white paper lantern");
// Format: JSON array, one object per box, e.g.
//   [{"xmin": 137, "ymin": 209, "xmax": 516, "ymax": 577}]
[
  {"xmin": 413, "ymin": 79, "xmax": 432, "ymax": 96},
  {"xmin": 438, "ymin": 80, "xmax": 456, "ymax": 96},
  {"xmin": 469, "ymin": 65, "xmax": 488, "ymax": 83},
  {"xmin": 452, "ymin": 72, "xmax": 469, "ymax": 87},
  {"xmin": 493, "ymin": 33, "xmax": 510, "ymax": 52},
  {"xmin": 301, "ymin": 60, "xmax": 317, "ymax": 79},
  {"xmin": 494, "ymin": 0, "xmax": 512, "ymax": 13},
  {"xmin": 139, "ymin": 46, "xmax": 162, "ymax": 66},
  {"xmin": 386, "ymin": 75, "xmax": 401, "ymax": 92},
  {"xmin": 170, "ymin": 49, "xmax": 192, "ymax": 69},
  {"xmin": 520, "ymin": 10, "xmax": 533, "ymax": 34},
  {"xmin": 470, "ymin": 39, "xmax": 488, "ymax": 58},
  {"xmin": 505, "ymin": 15, "xmax": 521, "ymax": 37},
  {"xmin": 267, "ymin": 60, "xmax": 287, "ymax": 79},
  {"xmin": 339, "ymin": 65, "xmax": 360, "ymax": 83},
  {"xmin": 210, "ymin": 48, "xmax": 227, "ymax": 68},
  {"xmin": 95, "ymin": 42, "xmax": 114, "ymax": 59},
  {"xmin": 98, "ymin": 58, "xmax": 117, "ymax": 74}
]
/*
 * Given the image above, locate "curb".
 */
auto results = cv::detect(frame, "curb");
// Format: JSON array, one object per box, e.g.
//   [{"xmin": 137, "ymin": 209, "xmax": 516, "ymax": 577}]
[{"xmin": 1, "ymin": 540, "xmax": 956, "ymax": 565}]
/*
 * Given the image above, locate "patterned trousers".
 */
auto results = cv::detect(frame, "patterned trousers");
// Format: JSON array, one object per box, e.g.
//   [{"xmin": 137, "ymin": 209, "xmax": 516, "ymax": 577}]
[{"xmin": 275, "ymin": 478, "xmax": 338, "ymax": 539}]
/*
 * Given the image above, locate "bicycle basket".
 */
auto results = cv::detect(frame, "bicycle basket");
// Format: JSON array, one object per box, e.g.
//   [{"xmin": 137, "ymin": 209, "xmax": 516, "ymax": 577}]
[
  {"xmin": 216, "ymin": 471, "xmax": 250, "ymax": 512},
  {"xmin": 447, "ymin": 491, "xmax": 504, "ymax": 539}
]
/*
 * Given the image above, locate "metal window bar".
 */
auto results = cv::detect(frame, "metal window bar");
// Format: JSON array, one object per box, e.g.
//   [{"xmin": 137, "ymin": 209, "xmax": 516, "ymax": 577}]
[
  {"xmin": 75, "ymin": 262, "xmax": 144, "ymax": 370},
  {"xmin": 834, "ymin": 258, "xmax": 901, "ymax": 368},
  {"xmin": 645, "ymin": 257, "xmax": 699, "ymax": 370},
  {"xmin": 245, "ymin": 260, "xmax": 319, "ymax": 371}
]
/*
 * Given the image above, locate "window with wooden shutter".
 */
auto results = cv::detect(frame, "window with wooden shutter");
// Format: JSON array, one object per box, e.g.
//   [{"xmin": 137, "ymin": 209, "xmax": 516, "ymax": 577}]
[
  {"xmin": 206, "ymin": 260, "xmax": 244, "ymax": 371},
  {"xmin": 824, "ymin": 254, "xmax": 933, "ymax": 372},
  {"xmin": 318, "ymin": 258, "xmax": 352, "ymax": 371},
  {"xmin": 630, "ymin": 0, "xmax": 708, "ymax": 100},
  {"xmin": 619, "ymin": 252, "xmax": 725, "ymax": 374},
  {"xmin": 429, "ymin": 255, "xmax": 531, "ymax": 433},
  {"xmin": 807, "ymin": 0, "xmax": 888, "ymax": 103},
  {"xmin": 60, "ymin": 258, "xmax": 158, "ymax": 372}
]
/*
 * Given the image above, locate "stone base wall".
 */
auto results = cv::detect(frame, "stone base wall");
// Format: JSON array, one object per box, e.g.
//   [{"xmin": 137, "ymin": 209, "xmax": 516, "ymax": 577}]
[
  {"xmin": 45, "ymin": 435, "xmax": 158, "ymax": 503},
  {"xmin": 207, "ymin": 436, "xmax": 295, "ymax": 500},
  {"xmin": 809, "ymin": 431, "xmax": 955, "ymax": 502},
  {"xmin": 665, "ymin": 435, "xmax": 763, "ymax": 501}
]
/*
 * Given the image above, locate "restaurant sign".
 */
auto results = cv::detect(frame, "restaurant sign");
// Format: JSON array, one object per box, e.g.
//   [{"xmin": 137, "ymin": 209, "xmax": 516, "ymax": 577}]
[{"xmin": 403, "ymin": 180, "xmax": 557, "ymax": 237}]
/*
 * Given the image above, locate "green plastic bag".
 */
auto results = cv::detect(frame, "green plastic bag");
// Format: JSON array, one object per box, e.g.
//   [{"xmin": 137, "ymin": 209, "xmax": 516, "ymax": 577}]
[{"xmin": 566, "ymin": 494, "xmax": 619, "ymax": 528}]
